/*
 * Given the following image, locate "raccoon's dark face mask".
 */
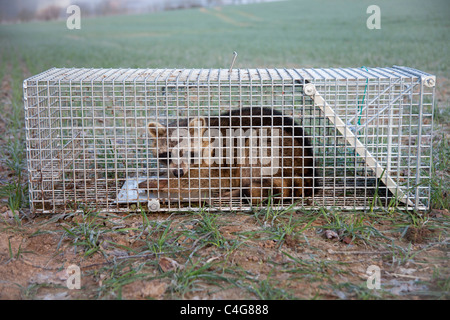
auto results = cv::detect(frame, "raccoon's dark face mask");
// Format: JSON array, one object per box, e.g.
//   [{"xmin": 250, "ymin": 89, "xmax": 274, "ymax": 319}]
[{"xmin": 157, "ymin": 151, "xmax": 171, "ymax": 167}]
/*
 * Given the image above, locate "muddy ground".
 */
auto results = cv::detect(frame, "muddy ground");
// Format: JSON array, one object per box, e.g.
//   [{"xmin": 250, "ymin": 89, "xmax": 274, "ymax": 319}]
[{"xmin": 0, "ymin": 205, "xmax": 448, "ymax": 300}]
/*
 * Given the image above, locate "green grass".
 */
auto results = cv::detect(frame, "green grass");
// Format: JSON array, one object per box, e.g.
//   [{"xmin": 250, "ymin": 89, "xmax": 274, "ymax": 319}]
[
  {"xmin": 245, "ymin": 272, "xmax": 296, "ymax": 300},
  {"xmin": 429, "ymin": 135, "xmax": 450, "ymax": 209},
  {"xmin": 0, "ymin": 0, "xmax": 449, "ymax": 73},
  {"xmin": 144, "ymin": 219, "xmax": 178, "ymax": 254},
  {"xmin": 166, "ymin": 258, "xmax": 231, "ymax": 298},
  {"xmin": 60, "ymin": 207, "xmax": 137, "ymax": 257},
  {"xmin": 190, "ymin": 209, "xmax": 227, "ymax": 247}
]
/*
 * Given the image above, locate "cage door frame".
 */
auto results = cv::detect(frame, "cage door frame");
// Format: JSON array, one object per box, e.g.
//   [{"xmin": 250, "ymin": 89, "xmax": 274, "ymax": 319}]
[{"xmin": 303, "ymin": 83, "xmax": 415, "ymax": 208}]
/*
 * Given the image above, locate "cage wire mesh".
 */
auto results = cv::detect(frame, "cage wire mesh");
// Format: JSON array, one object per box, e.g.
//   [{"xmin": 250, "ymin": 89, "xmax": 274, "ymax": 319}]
[{"xmin": 23, "ymin": 67, "xmax": 435, "ymax": 214}]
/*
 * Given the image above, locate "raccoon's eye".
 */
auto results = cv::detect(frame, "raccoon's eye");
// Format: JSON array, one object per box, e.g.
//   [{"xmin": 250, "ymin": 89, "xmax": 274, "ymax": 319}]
[
  {"xmin": 190, "ymin": 151, "xmax": 199, "ymax": 164},
  {"xmin": 158, "ymin": 152, "xmax": 172, "ymax": 164},
  {"xmin": 159, "ymin": 152, "xmax": 167, "ymax": 159}
]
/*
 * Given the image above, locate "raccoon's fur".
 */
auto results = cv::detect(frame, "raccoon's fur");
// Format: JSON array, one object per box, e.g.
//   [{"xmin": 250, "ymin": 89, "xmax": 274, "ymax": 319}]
[{"xmin": 144, "ymin": 107, "xmax": 317, "ymax": 205}]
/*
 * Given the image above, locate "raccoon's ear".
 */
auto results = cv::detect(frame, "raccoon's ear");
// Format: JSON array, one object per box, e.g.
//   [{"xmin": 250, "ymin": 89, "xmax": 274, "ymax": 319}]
[
  {"xmin": 147, "ymin": 122, "xmax": 167, "ymax": 137},
  {"xmin": 189, "ymin": 116, "xmax": 207, "ymax": 137}
]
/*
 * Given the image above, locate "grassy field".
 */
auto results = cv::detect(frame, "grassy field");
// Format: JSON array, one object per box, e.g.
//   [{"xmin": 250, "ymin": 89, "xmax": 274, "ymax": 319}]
[
  {"xmin": 0, "ymin": 0, "xmax": 449, "ymax": 72},
  {"xmin": 0, "ymin": 0, "xmax": 449, "ymax": 300}
]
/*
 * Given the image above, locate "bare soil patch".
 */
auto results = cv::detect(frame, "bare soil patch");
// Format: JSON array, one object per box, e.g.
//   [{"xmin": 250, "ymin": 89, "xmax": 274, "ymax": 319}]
[{"xmin": 0, "ymin": 208, "xmax": 448, "ymax": 300}]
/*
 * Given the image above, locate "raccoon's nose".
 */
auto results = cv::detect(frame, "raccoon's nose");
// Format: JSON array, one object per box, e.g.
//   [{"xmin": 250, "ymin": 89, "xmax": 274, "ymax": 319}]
[{"xmin": 172, "ymin": 168, "xmax": 184, "ymax": 178}]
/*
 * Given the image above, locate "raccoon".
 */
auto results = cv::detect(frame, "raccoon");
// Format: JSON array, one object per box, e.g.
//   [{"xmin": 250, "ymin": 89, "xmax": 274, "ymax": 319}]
[{"xmin": 143, "ymin": 107, "xmax": 316, "ymax": 205}]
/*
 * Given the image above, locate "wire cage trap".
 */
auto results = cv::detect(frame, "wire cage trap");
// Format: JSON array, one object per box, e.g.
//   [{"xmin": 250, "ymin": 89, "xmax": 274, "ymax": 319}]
[{"xmin": 23, "ymin": 66, "xmax": 435, "ymax": 214}]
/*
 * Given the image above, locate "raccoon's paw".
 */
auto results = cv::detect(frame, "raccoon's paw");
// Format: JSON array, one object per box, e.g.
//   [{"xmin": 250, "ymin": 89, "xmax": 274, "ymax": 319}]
[
  {"xmin": 138, "ymin": 179, "xmax": 169, "ymax": 190},
  {"xmin": 220, "ymin": 189, "xmax": 241, "ymax": 199}
]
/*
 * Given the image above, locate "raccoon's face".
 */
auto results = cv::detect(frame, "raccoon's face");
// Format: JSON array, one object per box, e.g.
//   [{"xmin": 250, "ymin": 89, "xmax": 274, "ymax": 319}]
[{"xmin": 148, "ymin": 117, "xmax": 212, "ymax": 178}]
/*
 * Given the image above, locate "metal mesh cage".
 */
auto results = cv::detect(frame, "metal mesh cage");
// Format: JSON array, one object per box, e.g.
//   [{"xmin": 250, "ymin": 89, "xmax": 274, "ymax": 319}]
[{"xmin": 23, "ymin": 66, "xmax": 435, "ymax": 213}]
